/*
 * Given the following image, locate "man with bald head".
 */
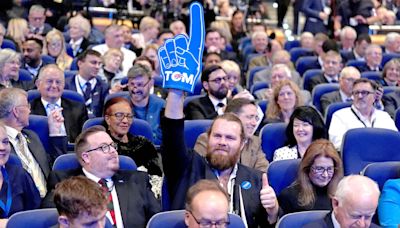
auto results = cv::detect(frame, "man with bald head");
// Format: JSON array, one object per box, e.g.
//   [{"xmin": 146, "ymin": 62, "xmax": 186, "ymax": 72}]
[
  {"xmin": 304, "ymin": 175, "xmax": 380, "ymax": 228},
  {"xmin": 185, "ymin": 180, "xmax": 230, "ymax": 228},
  {"xmin": 320, "ymin": 66, "xmax": 361, "ymax": 114}
]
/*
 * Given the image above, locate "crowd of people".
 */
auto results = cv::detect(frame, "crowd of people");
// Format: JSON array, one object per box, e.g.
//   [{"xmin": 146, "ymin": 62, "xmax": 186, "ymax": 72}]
[{"xmin": 0, "ymin": 0, "xmax": 398, "ymax": 227}]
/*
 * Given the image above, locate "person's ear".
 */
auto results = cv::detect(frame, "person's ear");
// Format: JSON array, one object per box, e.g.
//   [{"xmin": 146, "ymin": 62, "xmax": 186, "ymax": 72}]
[
  {"xmin": 184, "ymin": 210, "xmax": 191, "ymax": 227},
  {"xmin": 203, "ymin": 81, "xmax": 209, "ymax": 92},
  {"xmin": 58, "ymin": 215, "xmax": 70, "ymax": 228}
]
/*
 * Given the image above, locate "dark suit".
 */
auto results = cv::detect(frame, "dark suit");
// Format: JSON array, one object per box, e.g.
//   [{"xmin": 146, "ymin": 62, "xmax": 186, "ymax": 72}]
[
  {"xmin": 383, "ymin": 91, "xmax": 400, "ymax": 118},
  {"xmin": 161, "ymin": 118, "xmax": 275, "ymax": 228},
  {"xmin": 184, "ymin": 95, "xmax": 218, "ymax": 120},
  {"xmin": 356, "ymin": 62, "xmax": 382, "ymax": 73},
  {"xmin": 320, "ymin": 91, "xmax": 342, "ymax": 115},
  {"xmin": 64, "ymin": 75, "xmax": 109, "ymax": 117},
  {"xmin": 21, "ymin": 56, "xmax": 55, "ymax": 79},
  {"xmin": 42, "ymin": 168, "xmax": 160, "ymax": 228},
  {"xmin": 70, "ymin": 38, "xmax": 91, "ymax": 57},
  {"xmin": 10, "ymin": 129, "xmax": 51, "ymax": 178},
  {"xmin": 307, "ymin": 73, "xmax": 329, "ymax": 93},
  {"xmin": 302, "ymin": 212, "xmax": 380, "ymax": 228},
  {"xmin": 0, "ymin": 79, "xmax": 35, "ymax": 91},
  {"xmin": 341, "ymin": 51, "xmax": 356, "ymax": 64},
  {"xmin": 30, "ymin": 97, "xmax": 89, "ymax": 143}
]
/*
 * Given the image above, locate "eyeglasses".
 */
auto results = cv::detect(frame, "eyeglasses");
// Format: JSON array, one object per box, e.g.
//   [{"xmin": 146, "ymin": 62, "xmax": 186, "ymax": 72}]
[
  {"xmin": 352, "ymin": 90, "xmax": 374, "ymax": 97},
  {"xmin": 342, "ymin": 77, "xmax": 357, "ymax": 83},
  {"xmin": 188, "ymin": 211, "xmax": 230, "ymax": 228},
  {"xmin": 311, "ymin": 166, "xmax": 335, "ymax": 175},
  {"xmin": 15, "ymin": 103, "xmax": 31, "ymax": 109},
  {"xmin": 108, "ymin": 112, "xmax": 134, "ymax": 121},
  {"xmin": 86, "ymin": 142, "xmax": 118, "ymax": 154},
  {"xmin": 128, "ymin": 79, "xmax": 151, "ymax": 88},
  {"xmin": 209, "ymin": 77, "xmax": 227, "ymax": 84}
]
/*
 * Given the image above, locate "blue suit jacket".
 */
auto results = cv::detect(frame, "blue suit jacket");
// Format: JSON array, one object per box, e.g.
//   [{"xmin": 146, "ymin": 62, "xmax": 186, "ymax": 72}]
[
  {"xmin": 161, "ymin": 117, "xmax": 274, "ymax": 228},
  {"xmin": 303, "ymin": 212, "xmax": 380, "ymax": 228},
  {"xmin": 0, "ymin": 163, "xmax": 41, "ymax": 218},
  {"xmin": 302, "ymin": 0, "xmax": 327, "ymax": 34},
  {"xmin": 64, "ymin": 75, "xmax": 109, "ymax": 117}
]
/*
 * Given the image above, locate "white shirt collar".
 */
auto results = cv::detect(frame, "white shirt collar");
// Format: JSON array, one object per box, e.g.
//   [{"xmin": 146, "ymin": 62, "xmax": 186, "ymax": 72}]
[
  {"xmin": 339, "ymin": 90, "xmax": 352, "ymax": 102},
  {"xmin": 208, "ymin": 94, "xmax": 227, "ymax": 111},
  {"xmin": 41, "ymin": 98, "xmax": 62, "ymax": 108},
  {"xmin": 82, "ymin": 167, "xmax": 113, "ymax": 183},
  {"xmin": 331, "ymin": 212, "xmax": 341, "ymax": 228},
  {"xmin": 70, "ymin": 37, "xmax": 83, "ymax": 46},
  {"xmin": 5, "ymin": 125, "xmax": 19, "ymax": 141}
]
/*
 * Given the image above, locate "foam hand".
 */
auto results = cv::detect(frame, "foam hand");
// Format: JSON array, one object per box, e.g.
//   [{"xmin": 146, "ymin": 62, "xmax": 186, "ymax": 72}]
[{"xmin": 158, "ymin": 2, "xmax": 205, "ymax": 93}]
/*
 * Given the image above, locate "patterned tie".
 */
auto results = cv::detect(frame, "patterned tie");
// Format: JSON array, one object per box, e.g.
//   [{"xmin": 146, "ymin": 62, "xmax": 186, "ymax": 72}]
[
  {"xmin": 16, "ymin": 133, "xmax": 47, "ymax": 197},
  {"xmin": 99, "ymin": 178, "xmax": 116, "ymax": 226},
  {"xmin": 84, "ymin": 82, "xmax": 92, "ymax": 101}
]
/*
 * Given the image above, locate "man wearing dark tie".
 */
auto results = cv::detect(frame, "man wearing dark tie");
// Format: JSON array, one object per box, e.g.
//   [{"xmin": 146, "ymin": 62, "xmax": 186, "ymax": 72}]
[
  {"xmin": 184, "ymin": 65, "xmax": 229, "ymax": 120},
  {"xmin": 64, "ymin": 50, "xmax": 109, "ymax": 117},
  {"xmin": 42, "ymin": 125, "xmax": 160, "ymax": 227}
]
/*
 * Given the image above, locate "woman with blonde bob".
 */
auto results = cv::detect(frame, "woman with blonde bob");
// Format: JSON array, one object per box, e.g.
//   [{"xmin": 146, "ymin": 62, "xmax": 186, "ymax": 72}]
[
  {"xmin": 45, "ymin": 29, "xmax": 73, "ymax": 71},
  {"xmin": 278, "ymin": 139, "xmax": 343, "ymax": 215},
  {"xmin": 264, "ymin": 80, "xmax": 303, "ymax": 124},
  {"xmin": 6, "ymin": 18, "xmax": 29, "ymax": 51}
]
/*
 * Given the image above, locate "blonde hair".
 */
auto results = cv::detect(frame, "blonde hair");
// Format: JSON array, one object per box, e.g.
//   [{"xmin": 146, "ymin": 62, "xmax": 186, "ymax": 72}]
[
  {"xmin": 266, "ymin": 80, "xmax": 303, "ymax": 119},
  {"xmin": 139, "ymin": 16, "xmax": 160, "ymax": 32},
  {"xmin": 211, "ymin": 21, "xmax": 232, "ymax": 43},
  {"xmin": 103, "ymin": 48, "xmax": 124, "ymax": 71},
  {"xmin": 7, "ymin": 18, "xmax": 28, "ymax": 50},
  {"xmin": 68, "ymin": 15, "xmax": 91, "ymax": 38},
  {"xmin": 45, "ymin": 29, "xmax": 73, "ymax": 71}
]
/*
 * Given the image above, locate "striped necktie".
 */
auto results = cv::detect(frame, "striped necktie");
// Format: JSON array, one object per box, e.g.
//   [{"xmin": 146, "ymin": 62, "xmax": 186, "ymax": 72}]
[{"xmin": 99, "ymin": 178, "xmax": 116, "ymax": 226}]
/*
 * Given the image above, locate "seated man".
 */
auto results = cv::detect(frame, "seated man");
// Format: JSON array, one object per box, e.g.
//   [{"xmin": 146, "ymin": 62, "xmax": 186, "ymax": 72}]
[
  {"xmin": 307, "ymin": 50, "xmax": 343, "ymax": 93},
  {"xmin": 356, "ymin": 44, "xmax": 383, "ymax": 73},
  {"xmin": 42, "ymin": 125, "xmax": 160, "ymax": 227},
  {"xmin": 194, "ymin": 98, "xmax": 269, "ymax": 172},
  {"xmin": 185, "ymin": 179, "xmax": 230, "ymax": 228},
  {"xmin": 341, "ymin": 34, "xmax": 371, "ymax": 64},
  {"xmin": 329, "ymin": 78, "xmax": 397, "ymax": 149},
  {"xmin": 383, "ymin": 89, "xmax": 400, "ymax": 118},
  {"xmin": 127, "ymin": 63, "xmax": 165, "ymax": 145},
  {"xmin": 92, "ymin": 24, "xmax": 137, "ymax": 75},
  {"xmin": 64, "ymin": 49, "xmax": 109, "ymax": 117},
  {"xmin": 303, "ymin": 175, "xmax": 380, "ymax": 228},
  {"xmin": 253, "ymin": 50, "xmax": 302, "ymax": 88},
  {"xmin": 320, "ymin": 66, "xmax": 361, "ymax": 114},
  {"xmin": 21, "ymin": 38, "xmax": 53, "ymax": 79},
  {"xmin": 163, "ymin": 88, "xmax": 280, "ymax": 227},
  {"xmin": 0, "ymin": 88, "xmax": 67, "ymax": 197},
  {"xmin": 339, "ymin": 26, "xmax": 357, "ymax": 52},
  {"xmin": 54, "ymin": 176, "xmax": 108, "ymax": 228},
  {"xmin": 184, "ymin": 65, "xmax": 229, "ymax": 120},
  {"xmin": 30, "ymin": 64, "xmax": 88, "ymax": 143}
]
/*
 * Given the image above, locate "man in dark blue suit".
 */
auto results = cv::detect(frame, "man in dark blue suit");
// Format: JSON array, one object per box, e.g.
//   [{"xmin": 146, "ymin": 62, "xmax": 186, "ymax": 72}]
[
  {"xmin": 303, "ymin": 175, "xmax": 380, "ymax": 228},
  {"xmin": 341, "ymin": 34, "xmax": 371, "ymax": 64},
  {"xmin": 356, "ymin": 44, "xmax": 383, "ymax": 73},
  {"xmin": 184, "ymin": 65, "xmax": 229, "ymax": 120},
  {"xmin": 64, "ymin": 50, "xmax": 109, "ymax": 117},
  {"xmin": 42, "ymin": 125, "xmax": 160, "ymax": 227}
]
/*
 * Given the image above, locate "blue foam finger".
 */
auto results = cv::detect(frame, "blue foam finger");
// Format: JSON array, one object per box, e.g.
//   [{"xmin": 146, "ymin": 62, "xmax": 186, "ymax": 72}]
[
  {"xmin": 158, "ymin": 2, "xmax": 205, "ymax": 93},
  {"xmin": 165, "ymin": 39, "xmax": 178, "ymax": 67}
]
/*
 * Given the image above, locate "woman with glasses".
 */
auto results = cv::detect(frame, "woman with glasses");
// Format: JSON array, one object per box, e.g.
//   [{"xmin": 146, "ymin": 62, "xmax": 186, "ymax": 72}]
[
  {"xmin": 0, "ymin": 48, "xmax": 34, "ymax": 91},
  {"xmin": 0, "ymin": 124, "xmax": 40, "ymax": 222},
  {"xmin": 98, "ymin": 48, "xmax": 124, "ymax": 87},
  {"xmin": 278, "ymin": 139, "xmax": 343, "ymax": 215},
  {"xmin": 44, "ymin": 29, "xmax": 73, "ymax": 71},
  {"xmin": 220, "ymin": 60, "xmax": 243, "ymax": 98},
  {"xmin": 264, "ymin": 80, "xmax": 303, "ymax": 124},
  {"xmin": 103, "ymin": 97, "xmax": 162, "ymax": 177},
  {"xmin": 273, "ymin": 106, "xmax": 327, "ymax": 161}
]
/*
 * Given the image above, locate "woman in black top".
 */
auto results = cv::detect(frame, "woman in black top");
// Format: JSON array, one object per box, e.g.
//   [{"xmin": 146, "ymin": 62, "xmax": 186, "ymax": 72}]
[
  {"xmin": 278, "ymin": 139, "xmax": 343, "ymax": 215},
  {"xmin": 103, "ymin": 97, "xmax": 162, "ymax": 177}
]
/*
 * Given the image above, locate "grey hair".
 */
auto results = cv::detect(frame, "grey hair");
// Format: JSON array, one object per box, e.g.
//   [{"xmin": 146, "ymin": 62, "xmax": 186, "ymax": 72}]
[
  {"xmin": 0, "ymin": 88, "xmax": 27, "ymax": 119},
  {"xmin": 0, "ymin": 49, "xmax": 20, "ymax": 74},
  {"xmin": 271, "ymin": 63, "xmax": 292, "ymax": 78},
  {"xmin": 127, "ymin": 63, "xmax": 152, "ymax": 79},
  {"xmin": 334, "ymin": 175, "xmax": 380, "ymax": 206}
]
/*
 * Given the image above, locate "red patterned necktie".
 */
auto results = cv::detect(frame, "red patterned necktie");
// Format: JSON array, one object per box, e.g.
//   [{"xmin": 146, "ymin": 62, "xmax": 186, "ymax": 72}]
[{"xmin": 99, "ymin": 178, "xmax": 116, "ymax": 226}]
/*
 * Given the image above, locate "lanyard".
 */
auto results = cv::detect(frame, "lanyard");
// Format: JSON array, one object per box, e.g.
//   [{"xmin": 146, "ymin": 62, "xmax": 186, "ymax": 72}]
[
  {"xmin": 351, "ymin": 107, "xmax": 375, "ymax": 128},
  {"xmin": 0, "ymin": 166, "xmax": 12, "ymax": 217}
]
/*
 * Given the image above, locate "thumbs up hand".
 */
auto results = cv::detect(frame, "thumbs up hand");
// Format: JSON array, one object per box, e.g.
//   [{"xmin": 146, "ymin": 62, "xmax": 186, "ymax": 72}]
[{"xmin": 260, "ymin": 173, "xmax": 279, "ymax": 223}]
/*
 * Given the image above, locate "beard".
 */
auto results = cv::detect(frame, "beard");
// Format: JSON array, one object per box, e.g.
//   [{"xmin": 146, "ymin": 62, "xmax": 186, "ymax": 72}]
[
  {"xmin": 210, "ymin": 87, "xmax": 228, "ymax": 99},
  {"xmin": 206, "ymin": 146, "xmax": 240, "ymax": 170}
]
